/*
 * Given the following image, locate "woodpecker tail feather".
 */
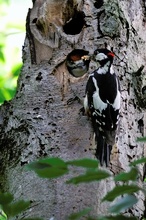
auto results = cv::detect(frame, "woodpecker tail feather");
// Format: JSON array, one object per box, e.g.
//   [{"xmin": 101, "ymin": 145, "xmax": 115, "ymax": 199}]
[{"xmin": 95, "ymin": 132, "xmax": 112, "ymax": 166}]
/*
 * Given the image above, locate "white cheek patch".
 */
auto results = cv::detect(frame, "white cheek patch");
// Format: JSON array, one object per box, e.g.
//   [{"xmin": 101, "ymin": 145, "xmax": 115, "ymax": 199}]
[
  {"xmin": 92, "ymin": 77, "xmax": 107, "ymax": 112},
  {"xmin": 95, "ymin": 53, "xmax": 107, "ymax": 61}
]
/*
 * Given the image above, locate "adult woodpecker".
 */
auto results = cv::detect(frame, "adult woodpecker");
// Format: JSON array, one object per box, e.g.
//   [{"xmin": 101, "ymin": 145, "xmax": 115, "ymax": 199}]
[
  {"xmin": 66, "ymin": 49, "xmax": 90, "ymax": 77},
  {"xmin": 84, "ymin": 48, "xmax": 121, "ymax": 166}
]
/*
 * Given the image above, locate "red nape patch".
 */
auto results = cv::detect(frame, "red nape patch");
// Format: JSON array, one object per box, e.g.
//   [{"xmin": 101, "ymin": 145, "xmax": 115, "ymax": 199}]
[
  {"xmin": 108, "ymin": 52, "xmax": 115, "ymax": 57},
  {"xmin": 70, "ymin": 55, "xmax": 82, "ymax": 61}
]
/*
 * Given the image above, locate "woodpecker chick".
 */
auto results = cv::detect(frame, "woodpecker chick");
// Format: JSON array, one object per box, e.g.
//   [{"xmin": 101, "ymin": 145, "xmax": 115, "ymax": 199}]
[
  {"xmin": 66, "ymin": 49, "xmax": 90, "ymax": 77},
  {"xmin": 84, "ymin": 48, "xmax": 121, "ymax": 166}
]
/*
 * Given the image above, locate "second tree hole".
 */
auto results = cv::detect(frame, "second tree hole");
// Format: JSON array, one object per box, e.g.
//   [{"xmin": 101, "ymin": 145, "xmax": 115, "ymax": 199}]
[
  {"xmin": 94, "ymin": 0, "xmax": 104, "ymax": 9},
  {"xmin": 63, "ymin": 11, "xmax": 85, "ymax": 35}
]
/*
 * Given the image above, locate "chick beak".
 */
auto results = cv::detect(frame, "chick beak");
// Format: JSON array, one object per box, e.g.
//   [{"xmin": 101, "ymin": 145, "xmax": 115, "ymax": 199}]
[{"xmin": 81, "ymin": 55, "xmax": 91, "ymax": 61}]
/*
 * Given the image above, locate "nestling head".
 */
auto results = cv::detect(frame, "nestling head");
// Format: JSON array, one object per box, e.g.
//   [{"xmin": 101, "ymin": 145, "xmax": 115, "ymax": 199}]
[{"xmin": 66, "ymin": 49, "xmax": 90, "ymax": 77}]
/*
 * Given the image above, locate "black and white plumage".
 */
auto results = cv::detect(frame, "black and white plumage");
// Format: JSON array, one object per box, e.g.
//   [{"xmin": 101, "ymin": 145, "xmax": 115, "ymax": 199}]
[
  {"xmin": 84, "ymin": 48, "xmax": 121, "ymax": 166},
  {"xmin": 66, "ymin": 49, "xmax": 90, "ymax": 77}
]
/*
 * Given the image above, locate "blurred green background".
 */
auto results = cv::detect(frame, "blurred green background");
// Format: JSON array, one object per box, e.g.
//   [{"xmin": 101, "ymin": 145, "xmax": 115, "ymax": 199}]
[{"xmin": 0, "ymin": 0, "xmax": 31, "ymax": 104}]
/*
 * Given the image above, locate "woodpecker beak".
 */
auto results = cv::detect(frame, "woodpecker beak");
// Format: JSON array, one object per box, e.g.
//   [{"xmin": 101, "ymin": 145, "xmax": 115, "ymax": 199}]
[{"xmin": 81, "ymin": 55, "xmax": 90, "ymax": 60}]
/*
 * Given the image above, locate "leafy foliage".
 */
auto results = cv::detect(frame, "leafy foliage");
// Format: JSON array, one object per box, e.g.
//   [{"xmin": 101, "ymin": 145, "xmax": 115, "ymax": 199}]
[
  {"xmin": 26, "ymin": 157, "xmax": 68, "ymax": 178},
  {"xmin": 130, "ymin": 157, "xmax": 146, "ymax": 166},
  {"xmin": 109, "ymin": 195, "xmax": 138, "ymax": 214},
  {"xmin": 0, "ymin": 192, "xmax": 44, "ymax": 220},
  {"xmin": 66, "ymin": 158, "xmax": 99, "ymax": 168},
  {"xmin": 24, "ymin": 156, "xmax": 146, "ymax": 219},
  {"xmin": 0, "ymin": 193, "xmax": 13, "ymax": 205},
  {"xmin": 66, "ymin": 169, "xmax": 111, "ymax": 184},
  {"xmin": 68, "ymin": 208, "xmax": 92, "ymax": 220},
  {"xmin": 1, "ymin": 156, "xmax": 146, "ymax": 219},
  {"xmin": 136, "ymin": 137, "xmax": 146, "ymax": 142},
  {"xmin": 102, "ymin": 185, "xmax": 141, "ymax": 202},
  {"xmin": 0, "ymin": 208, "xmax": 7, "ymax": 220},
  {"xmin": 0, "ymin": 0, "xmax": 9, "ymax": 4},
  {"xmin": 4, "ymin": 200, "xmax": 30, "ymax": 217},
  {"xmin": 0, "ymin": 193, "xmax": 30, "ymax": 219},
  {"xmin": 0, "ymin": 0, "xmax": 28, "ymax": 104},
  {"xmin": 114, "ymin": 167, "xmax": 138, "ymax": 182},
  {"xmin": 96, "ymin": 216, "xmax": 137, "ymax": 220},
  {"xmin": 22, "ymin": 218, "xmax": 43, "ymax": 220}
]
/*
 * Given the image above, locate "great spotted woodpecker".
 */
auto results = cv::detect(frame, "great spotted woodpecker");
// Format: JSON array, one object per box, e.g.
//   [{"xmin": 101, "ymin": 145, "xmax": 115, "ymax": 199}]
[
  {"xmin": 84, "ymin": 48, "xmax": 121, "ymax": 166},
  {"xmin": 66, "ymin": 49, "xmax": 90, "ymax": 77}
]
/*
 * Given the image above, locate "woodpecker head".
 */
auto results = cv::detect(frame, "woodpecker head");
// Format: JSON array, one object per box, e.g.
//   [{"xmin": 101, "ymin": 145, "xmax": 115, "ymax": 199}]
[
  {"xmin": 66, "ymin": 49, "xmax": 90, "ymax": 77},
  {"xmin": 94, "ymin": 48, "xmax": 115, "ymax": 65}
]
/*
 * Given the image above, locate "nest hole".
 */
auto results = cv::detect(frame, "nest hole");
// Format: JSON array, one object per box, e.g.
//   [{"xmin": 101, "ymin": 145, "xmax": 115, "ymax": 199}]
[
  {"xmin": 94, "ymin": 0, "xmax": 104, "ymax": 9},
  {"xmin": 63, "ymin": 11, "xmax": 85, "ymax": 35},
  {"xmin": 66, "ymin": 49, "xmax": 90, "ymax": 78}
]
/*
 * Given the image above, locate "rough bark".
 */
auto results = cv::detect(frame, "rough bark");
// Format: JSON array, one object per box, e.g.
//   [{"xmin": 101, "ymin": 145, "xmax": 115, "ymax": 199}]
[{"xmin": 0, "ymin": 0, "xmax": 146, "ymax": 219}]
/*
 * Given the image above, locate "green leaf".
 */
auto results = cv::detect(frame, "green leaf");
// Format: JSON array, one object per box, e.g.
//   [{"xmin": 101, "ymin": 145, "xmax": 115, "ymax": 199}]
[
  {"xmin": 36, "ymin": 167, "xmax": 68, "ymax": 178},
  {"xmin": 66, "ymin": 158, "xmax": 99, "ymax": 168},
  {"xmin": 68, "ymin": 208, "xmax": 91, "ymax": 220},
  {"xmin": 67, "ymin": 169, "xmax": 111, "ymax": 184},
  {"xmin": 23, "ymin": 218, "xmax": 43, "ymax": 220},
  {"xmin": 0, "ymin": 209, "xmax": 7, "ymax": 220},
  {"xmin": 137, "ymin": 137, "xmax": 146, "ymax": 142},
  {"xmin": 114, "ymin": 167, "xmax": 138, "ymax": 182},
  {"xmin": 6, "ymin": 88, "xmax": 16, "ymax": 100},
  {"xmin": 86, "ymin": 218, "xmax": 97, "ymax": 220},
  {"xmin": 130, "ymin": 157, "xmax": 146, "ymax": 166},
  {"xmin": 97, "ymin": 215, "xmax": 137, "ymax": 220},
  {"xmin": 0, "ymin": 90, "xmax": 6, "ymax": 104},
  {"xmin": 102, "ymin": 185, "xmax": 141, "ymax": 202},
  {"xmin": 26, "ymin": 157, "xmax": 68, "ymax": 178},
  {"xmin": 4, "ymin": 200, "xmax": 30, "ymax": 217},
  {"xmin": 0, "ymin": 0, "xmax": 9, "ymax": 4},
  {"xmin": 11, "ymin": 63, "xmax": 22, "ymax": 77},
  {"xmin": 109, "ymin": 195, "xmax": 138, "ymax": 213},
  {"xmin": 26, "ymin": 157, "xmax": 67, "ymax": 170},
  {"xmin": 0, "ymin": 49, "xmax": 5, "ymax": 62},
  {"xmin": 0, "ymin": 193, "xmax": 13, "ymax": 205}
]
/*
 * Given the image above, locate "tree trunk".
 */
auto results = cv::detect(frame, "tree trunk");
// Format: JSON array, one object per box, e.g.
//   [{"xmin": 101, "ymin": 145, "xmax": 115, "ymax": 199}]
[{"xmin": 0, "ymin": 0, "xmax": 146, "ymax": 219}]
